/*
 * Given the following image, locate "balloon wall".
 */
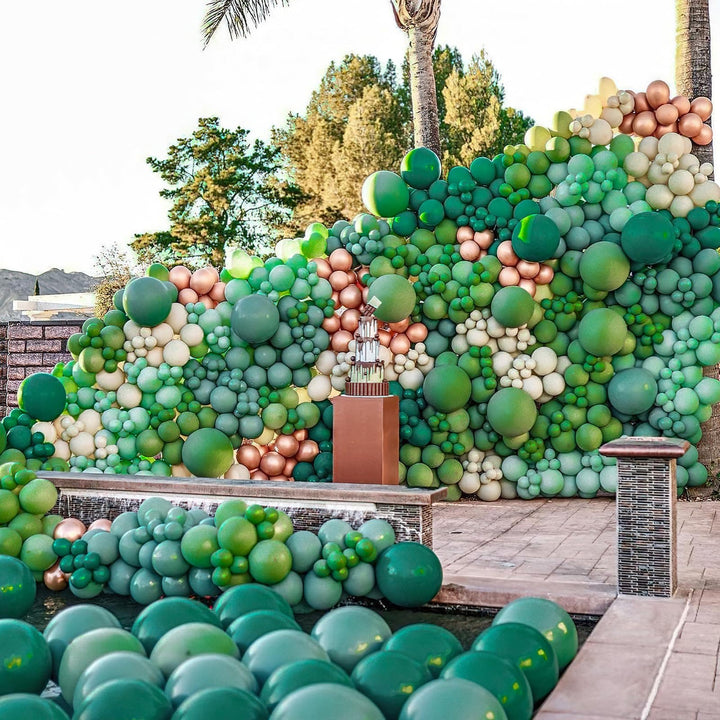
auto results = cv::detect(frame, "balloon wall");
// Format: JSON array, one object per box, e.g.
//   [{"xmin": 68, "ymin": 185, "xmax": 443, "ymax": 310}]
[{"xmin": 1, "ymin": 77, "xmax": 720, "ymax": 501}]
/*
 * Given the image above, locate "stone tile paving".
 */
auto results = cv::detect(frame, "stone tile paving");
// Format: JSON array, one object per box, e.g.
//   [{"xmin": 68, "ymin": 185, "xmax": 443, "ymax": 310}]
[{"xmin": 433, "ymin": 498, "xmax": 720, "ymax": 719}]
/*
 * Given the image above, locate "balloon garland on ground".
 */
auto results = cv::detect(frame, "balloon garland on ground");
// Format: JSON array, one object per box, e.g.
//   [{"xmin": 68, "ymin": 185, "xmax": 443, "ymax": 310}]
[{"xmin": 0, "ymin": 77, "xmax": 718, "ymax": 501}]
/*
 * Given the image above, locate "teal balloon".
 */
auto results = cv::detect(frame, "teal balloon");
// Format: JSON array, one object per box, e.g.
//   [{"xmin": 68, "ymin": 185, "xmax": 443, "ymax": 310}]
[
  {"xmin": 362, "ymin": 171, "xmax": 410, "ymax": 218},
  {"xmin": 230, "ymin": 295, "xmax": 280, "ymax": 345},
  {"xmin": 367, "ymin": 274, "xmax": 417, "ymax": 322},
  {"xmin": 422, "ymin": 365, "xmax": 472, "ymax": 413},
  {"xmin": 398, "ymin": 678, "xmax": 508, "ymax": 720},
  {"xmin": 383, "ymin": 624, "xmax": 462, "ymax": 677},
  {"xmin": 442, "ymin": 650, "xmax": 532, "ymax": 720},
  {"xmin": 356, "ymin": 518, "xmax": 396, "ymax": 554},
  {"xmin": 492, "ymin": 596, "xmax": 578, "ymax": 671},
  {"xmin": 72, "ymin": 679, "xmax": 172, "ymax": 720},
  {"xmin": 0, "ymin": 694, "xmax": 70, "ymax": 720},
  {"xmin": 311, "ymin": 606, "xmax": 392, "ymax": 673},
  {"xmin": 18, "ymin": 373, "xmax": 66, "ymax": 422},
  {"xmin": 511, "ymin": 214, "xmax": 561, "ymax": 262},
  {"xmin": 261, "ymin": 659, "xmax": 352, "ymax": 713},
  {"xmin": 491, "ymin": 286, "xmax": 535, "ymax": 328},
  {"xmin": 303, "ymin": 573, "xmax": 343, "ymax": 610},
  {"xmin": 122, "ymin": 276, "xmax": 172, "ymax": 327},
  {"xmin": 620, "ymin": 212, "xmax": 675, "ymax": 265},
  {"xmin": 212, "ymin": 584, "xmax": 293, "ymax": 629},
  {"xmin": 608, "ymin": 368, "xmax": 658, "ymax": 416},
  {"xmin": 401, "ymin": 148, "xmax": 441, "ymax": 190},
  {"xmin": 352, "ymin": 650, "xmax": 432, "ymax": 720},
  {"xmin": 487, "ymin": 387, "xmax": 537, "ymax": 437},
  {"xmin": 172, "ymin": 687, "xmax": 267, "ymax": 720},
  {"xmin": 0, "ymin": 555, "xmax": 36, "ymax": 619},
  {"xmin": 227, "ymin": 610, "xmax": 301, "ymax": 654},
  {"xmin": 577, "ymin": 308, "xmax": 627, "ymax": 356},
  {"xmin": 472, "ymin": 623, "xmax": 558, "ymax": 704},
  {"xmin": 271, "ymin": 683, "xmax": 384, "ymax": 720},
  {"xmin": 375, "ymin": 542, "xmax": 443, "ymax": 608}
]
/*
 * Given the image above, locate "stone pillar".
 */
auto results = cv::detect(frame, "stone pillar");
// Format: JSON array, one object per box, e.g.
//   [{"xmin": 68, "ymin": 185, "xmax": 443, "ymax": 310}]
[{"xmin": 600, "ymin": 437, "xmax": 689, "ymax": 598}]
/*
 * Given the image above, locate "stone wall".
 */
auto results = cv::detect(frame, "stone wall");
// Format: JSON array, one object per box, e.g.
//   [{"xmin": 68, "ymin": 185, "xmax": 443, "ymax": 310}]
[{"xmin": 0, "ymin": 321, "xmax": 82, "ymax": 418}]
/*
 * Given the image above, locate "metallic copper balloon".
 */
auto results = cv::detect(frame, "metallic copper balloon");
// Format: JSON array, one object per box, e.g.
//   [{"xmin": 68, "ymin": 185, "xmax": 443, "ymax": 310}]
[
  {"xmin": 178, "ymin": 288, "xmax": 199, "ymax": 305},
  {"xmin": 53, "ymin": 518, "xmax": 87, "ymax": 542},
  {"xmin": 690, "ymin": 96, "xmax": 713, "ymax": 121},
  {"xmin": 459, "ymin": 241, "xmax": 481, "ymax": 261},
  {"xmin": 618, "ymin": 113, "xmax": 635, "ymax": 134},
  {"xmin": 169, "ymin": 265, "xmax": 192, "ymax": 289},
  {"xmin": 257, "ymin": 445, "xmax": 269, "ymax": 457},
  {"xmin": 646, "ymin": 80, "xmax": 670, "ymax": 109},
  {"xmin": 388, "ymin": 318, "xmax": 410, "ymax": 333},
  {"xmin": 655, "ymin": 103, "xmax": 679, "ymax": 126},
  {"xmin": 518, "ymin": 278, "xmax": 536, "ymax": 296},
  {"xmin": 389, "ymin": 333, "xmax": 411, "ymax": 355},
  {"xmin": 475, "ymin": 230, "xmax": 494, "ymax": 249},
  {"xmin": 654, "ymin": 123, "xmax": 678, "ymax": 139},
  {"xmin": 209, "ymin": 282, "xmax": 226, "ymax": 302},
  {"xmin": 293, "ymin": 429, "xmax": 308, "ymax": 442},
  {"xmin": 196, "ymin": 295, "xmax": 215, "ymax": 310},
  {"xmin": 535, "ymin": 264, "xmax": 555, "ymax": 285},
  {"xmin": 260, "ymin": 451, "xmax": 286, "ymax": 476},
  {"xmin": 44, "ymin": 562, "xmax": 69, "ymax": 592},
  {"xmin": 329, "ymin": 248, "xmax": 353, "ymax": 272},
  {"xmin": 296, "ymin": 439, "xmax": 320, "ymax": 462},
  {"xmin": 378, "ymin": 329, "xmax": 392, "ymax": 346},
  {"xmin": 496, "ymin": 241, "xmax": 519, "ymax": 266},
  {"xmin": 405, "ymin": 323, "xmax": 428, "ymax": 343},
  {"xmin": 321, "ymin": 314, "xmax": 341, "ymax": 333},
  {"xmin": 314, "ymin": 257, "xmax": 332, "ymax": 279},
  {"xmin": 283, "ymin": 458, "xmax": 297, "ymax": 475},
  {"xmin": 331, "ymin": 330, "xmax": 353, "ymax": 352},
  {"xmin": 360, "ymin": 286, "xmax": 370, "ymax": 304},
  {"xmin": 633, "ymin": 92, "xmax": 650, "ymax": 113},
  {"xmin": 329, "ymin": 271, "xmax": 349, "ymax": 291},
  {"xmin": 671, "ymin": 95, "xmax": 692, "ymax": 115},
  {"xmin": 190, "ymin": 267, "xmax": 218, "ymax": 295},
  {"xmin": 330, "ymin": 291, "xmax": 340, "ymax": 305},
  {"xmin": 87, "ymin": 518, "xmax": 112, "ymax": 532},
  {"xmin": 339, "ymin": 285, "xmax": 362, "ymax": 309},
  {"xmin": 693, "ymin": 123, "xmax": 713, "ymax": 145},
  {"xmin": 516, "ymin": 260, "xmax": 540, "ymax": 279},
  {"xmin": 274, "ymin": 434, "xmax": 300, "ymax": 458},
  {"xmin": 269, "ymin": 475, "xmax": 288, "ymax": 482},
  {"xmin": 346, "ymin": 271, "xmax": 357, "ymax": 285},
  {"xmin": 340, "ymin": 308, "xmax": 361, "ymax": 332},
  {"xmin": 678, "ymin": 112, "xmax": 703, "ymax": 138},
  {"xmin": 236, "ymin": 444, "xmax": 261, "ymax": 470},
  {"xmin": 250, "ymin": 469, "xmax": 269, "ymax": 481},
  {"xmin": 633, "ymin": 110, "xmax": 658, "ymax": 136},
  {"xmin": 456, "ymin": 226, "xmax": 474, "ymax": 242},
  {"xmin": 498, "ymin": 267, "xmax": 521, "ymax": 286}
]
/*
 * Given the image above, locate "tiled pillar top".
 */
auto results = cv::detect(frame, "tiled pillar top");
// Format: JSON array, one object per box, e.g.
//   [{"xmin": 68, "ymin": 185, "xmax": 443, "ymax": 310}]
[{"xmin": 599, "ymin": 437, "xmax": 689, "ymax": 459}]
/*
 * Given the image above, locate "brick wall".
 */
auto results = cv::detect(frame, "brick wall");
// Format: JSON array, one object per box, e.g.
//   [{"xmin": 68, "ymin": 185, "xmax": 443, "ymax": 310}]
[{"xmin": 0, "ymin": 321, "xmax": 83, "ymax": 418}]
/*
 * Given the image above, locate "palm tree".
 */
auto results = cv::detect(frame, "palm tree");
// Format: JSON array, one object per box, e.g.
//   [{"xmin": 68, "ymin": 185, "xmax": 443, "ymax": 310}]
[{"xmin": 202, "ymin": 0, "xmax": 443, "ymax": 157}]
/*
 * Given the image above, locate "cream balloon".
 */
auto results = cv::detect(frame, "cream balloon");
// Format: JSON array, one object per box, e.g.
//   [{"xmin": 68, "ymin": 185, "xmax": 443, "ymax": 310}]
[
  {"xmin": 623, "ymin": 151, "xmax": 651, "ymax": 178},
  {"xmin": 657, "ymin": 132, "xmax": 690, "ymax": 157},
  {"xmin": 398, "ymin": 368, "xmax": 424, "ymax": 390},
  {"xmin": 669, "ymin": 194, "xmax": 695, "ymax": 218},
  {"xmin": 645, "ymin": 184, "xmax": 674, "ymax": 210},
  {"xmin": 78, "ymin": 410, "xmax": 102, "ymax": 435},
  {"xmin": 478, "ymin": 481, "xmax": 502, "ymax": 502},
  {"xmin": 690, "ymin": 180, "xmax": 720, "ymax": 206},
  {"xmin": 32, "ymin": 421, "xmax": 57, "ymax": 444},
  {"xmin": 180, "ymin": 323, "xmax": 204, "ymax": 346},
  {"xmin": 224, "ymin": 463, "xmax": 251, "ymax": 480},
  {"xmin": 53, "ymin": 439, "xmax": 71, "ymax": 461},
  {"xmin": 307, "ymin": 374, "xmax": 332, "ymax": 402},
  {"xmin": 600, "ymin": 106, "xmax": 623, "ymax": 128},
  {"xmin": 315, "ymin": 350, "xmax": 337, "ymax": 375},
  {"xmin": 166, "ymin": 303, "xmax": 189, "ymax": 333},
  {"xmin": 123, "ymin": 320, "xmax": 141, "ymax": 341},
  {"xmin": 172, "ymin": 463, "xmax": 191, "ymax": 477},
  {"xmin": 69, "ymin": 431, "xmax": 96, "ymax": 457},
  {"xmin": 256, "ymin": 426, "xmax": 276, "ymax": 446},
  {"xmin": 96, "ymin": 369, "xmax": 125, "ymax": 392},
  {"xmin": 668, "ymin": 169, "xmax": 695, "ymax": 196},
  {"xmin": 163, "ymin": 339, "xmax": 191, "ymax": 367},
  {"xmin": 145, "ymin": 346, "xmax": 165, "ymax": 367},
  {"xmin": 531, "ymin": 347, "xmax": 558, "ymax": 375},
  {"xmin": 542, "ymin": 372, "xmax": 565, "ymax": 397},
  {"xmin": 638, "ymin": 136, "xmax": 659, "ymax": 158},
  {"xmin": 116, "ymin": 382, "xmax": 143, "ymax": 408},
  {"xmin": 151, "ymin": 323, "xmax": 174, "ymax": 346},
  {"xmin": 458, "ymin": 472, "xmax": 481, "ymax": 495}
]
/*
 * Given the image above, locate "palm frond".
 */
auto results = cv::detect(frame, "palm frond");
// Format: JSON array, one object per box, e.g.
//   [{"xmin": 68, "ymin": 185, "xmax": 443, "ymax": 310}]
[{"xmin": 203, "ymin": 0, "xmax": 289, "ymax": 46}]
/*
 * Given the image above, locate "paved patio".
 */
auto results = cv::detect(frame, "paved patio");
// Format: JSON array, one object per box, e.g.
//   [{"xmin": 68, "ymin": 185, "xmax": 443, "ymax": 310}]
[{"xmin": 432, "ymin": 498, "xmax": 720, "ymax": 719}]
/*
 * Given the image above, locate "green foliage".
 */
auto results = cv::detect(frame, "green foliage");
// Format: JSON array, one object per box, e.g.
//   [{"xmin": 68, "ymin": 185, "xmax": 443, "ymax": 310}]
[
  {"xmin": 132, "ymin": 117, "xmax": 301, "ymax": 267},
  {"xmin": 92, "ymin": 242, "xmax": 140, "ymax": 317}
]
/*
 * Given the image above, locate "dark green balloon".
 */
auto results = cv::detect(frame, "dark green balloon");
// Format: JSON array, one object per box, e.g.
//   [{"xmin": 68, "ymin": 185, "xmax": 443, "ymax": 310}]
[
  {"xmin": 375, "ymin": 543, "xmax": 443, "ymax": 608},
  {"xmin": 511, "ymin": 214, "xmax": 561, "ymax": 261},
  {"xmin": 620, "ymin": 212, "xmax": 675, "ymax": 265},
  {"xmin": 227, "ymin": 609, "xmax": 301, "ymax": 654},
  {"xmin": 383, "ymin": 624, "xmax": 462, "ymax": 677},
  {"xmin": 398, "ymin": 678, "xmax": 508, "ymax": 720},
  {"xmin": 401, "ymin": 148, "xmax": 441, "ymax": 189},
  {"xmin": 72, "ymin": 679, "xmax": 172, "ymax": 720},
  {"xmin": 212, "ymin": 584, "xmax": 293, "ymax": 629},
  {"xmin": 270, "ymin": 683, "xmax": 384, "ymax": 720},
  {"xmin": 422, "ymin": 365, "xmax": 471, "ymax": 413},
  {"xmin": 18, "ymin": 373, "xmax": 66, "ymax": 422},
  {"xmin": 172, "ymin": 687, "xmax": 268, "ymax": 720},
  {"xmin": 0, "ymin": 694, "xmax": 70, "ymax": 720},
  {"xmin": 122, "ymin": 276, "xmax": 172, "ymax": 327},
  {"xmin": 230, "ymin": 295, "xmax": 280, "ymax": 345}
]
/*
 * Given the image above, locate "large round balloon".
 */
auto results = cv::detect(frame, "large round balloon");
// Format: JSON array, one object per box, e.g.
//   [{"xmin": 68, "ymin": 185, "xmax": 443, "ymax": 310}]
[
  {"xmin": 608, "ymin": 368, "xmax": 658, "ymax": 416},
  {"xmin": 227, "ymin": 609, "xmax": 301, "ymax": 654},
  {"xmin": 367, "ymin": 274, "xmax": 417, "ymax": 323},
  {"xmin": 487, "ymin": 387, "xmax": 537, "ymax": 437},
  {"xmin": 577, "ymin": 309, "xmax": 627, "ymax": 356},
  {"xmin": 0, "ymin": 694, "xmax": 70, "ymax": 720},
  {"xmin": 491, "ymin": 286, "xmax": 535, "ymax": 328},
  {"xmin": 620, "ymin": 212, "xmax": 676, "ymax": 265},
  {"xmin": 422, "ymin": 366, "xmax": 472, "ymax": 413},
  {"xmin": 0, "ymin": 620, "xmax": 52, "ymax": 695},
  {"xmin": 383, "ymin": 624, "xmax": 462, "ymax": 677},
  {"xmin": 375, "ymin": 542, "xmax": 443, "ymax": 607},
  {"xmin": 492, "ymin": 596, "xmax": 578, "ymax": 671},
  {"xmin": 230, "ymin": 294, "xmax": 280, "ymax": 345},
  {"xmin": 212, "ymin": 584, "xmax": 293, "ymax": 629},
  {"xmin": 0, "ymin": 556, "xmax": 36, "ymax": 619},
  {"xmin": 398, "ymin": 678, "xmax": 508, "ymax": 720},
  {"xmin": 270, "ymin": 683, "xmax": 384, "ymax": 720},
  {"xmin": 181, "ymin": 428, "xmax": 234, "ymax": 478},
  {"xmin": 401, "ymin": 148, "xmax": 442, "ymax": 189},
  {"xmin": 511, "ymin": 214, "xmax": 561, "ymax": 262},
  {"xmin": 579, "ymin": 242, "xmax": 630, "ymax": 292},
  {"xmin": 122, "ymin": 276, "xmax": 173, "ymax": 327},
  {"xmin": 72, "ymin": 678, "xmax": 172, "ymax": 720},
  {"xmin": 362, "ymin": 171, "xmax": 410, "ymax": 218},
  {"xmin": 17, "ymin": 373, "xmax": 66, "ymax": 422}
]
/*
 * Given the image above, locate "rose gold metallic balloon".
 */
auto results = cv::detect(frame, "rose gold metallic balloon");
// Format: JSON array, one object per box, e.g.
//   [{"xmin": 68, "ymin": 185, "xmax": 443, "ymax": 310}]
[
  {"xmin": 339, "ymin": 285, "xmax": 362, "ymax": 309},
  {"xmin": 190, "ymin": 267, "xmax": 218, "ymax": 295},
  {"xmin": 44, "ymin": 562, "xmax": 69, "ymax": 592},
  {"xmin": 535, "ymin": 264, "xmax": 554, "ymax": 285},
  {"xmin": 322, "ymin": 314, "xmax": 341, "ymax": 333},
  {"xmin": 260, "ymin": 451, "xmax": 286, "ymax": 476},
  {"xmin": 283, "ymin": 458, "xmax": 297, "ymax": 475},
  {"xmin": 646, "ymin": 80, "xmax": 670, "ymax": 109},
  {"xmin": 257, "ymin": 445, "xmax": 269, "ymax": 457},
  {"xmin": 405, "ymin": 323, "xmax": 428, "ymax": 343},
  {"xmin": 690, "ymin": 97, "xmax": 713, "ymax": 121},
  {"xmin": 671, "ymin": 95, "xmax": 692, "ymax": 115},
  {"xmin": 329, "ymin": 271, "xmax": 349, "ymax": 291},
  {"xmin": 633, "ymin": 110, "xmax": 658, "ymax": 136},
  {"xmin": 518, "ymin": 278, "xmax": 536, "ymax": 296},
  {"xmin": 209, "ymin": 282, "xmax": 226, "ymax": 302},
  {"xmin": 654, "ymin": 123, "xmax": 678, "ymax": 139},
  {"xmin": 53, "ymin": 518, "xmax": 87, "ymax": 542},
  {"xmin": 618, "ymin": 114, "xmax": 635, "ymax": 134},
  {"xmin": 679, "ymin": 112, "xmax": 703, "ymax": 138},
  {"xmin": 250, "ymin": 469, "xmax": 269, "ymax": 481},
  {"xmin": 340, "ymin": 309, "xmax": 361, "ymax": 332},
  {"xmin": 274, "ymin": 434, "xmax": 300, "ymax": 458},
  {"xmin": 456, "ymin": 226, "xmax": 474, "ymax": 242},
  {"xmin": 314, "ymin": 258, "xmax": 332, "ymax": 279},
  {"xmin": 236, "ymin": 444, "xmax": 261, "ymax": 470},
  {"xmin": 498, "ymin": 267, "xmax": 521, "ymax": 286},
  {"xmin": 634, "ymin": 92, "xmax": 650, "ymax": 113},
  {"xmin": 296, "ymin": 439, "xmax": 320, "ymax": 462},
  {"xmin": 378, "ymin": 329, "xmax": 392, "ymax": 346},
  {"xmin": 293, "ymin": 429, "xmax": 308, "ymax": 442},
  {"xmin": 87, "ymin": 518, "xmax": 112, "ymax": 532},
  {"xmin": 516, "ymin": 260, "xmax": 540, "ymax": 279},
  {"xmin": 169, "ymin": 265, "xmax": 192, "ymax": 289},
  {"xmin": 196, "ymin": 295, "xmax": 215, "ymax": 310},
  {"xmin": 460, "ymin": 241, "xmax": 481, "ymax": 261},
  {"xmin": 178, "ymin": 288, "xmax": 199, "ymax": 305},
  {"xmin": 331, "ymin": 330, "xmax": 353, "ymax": 352},
  {"xmin": 269, "ymin": 475, "xmax": 288, "ymax": 482},
  {"xmin": 389, "ymin": 334, "xmax": 411, "ymax": 355},
  {"xmin": 475, "ymin": 230, "xmax": 494, "ymax": 249},
  {"xmin": 496, "ymin": 241, "xmax": 519, "ymax": 266},
  {"xmin": 693, "ymin": 124, "xmax": 713, "ymax": 145},
  {"xmin": 360, "ymin": 286, "xmax": 370, "ymax": 304},
  {"xmin": 329, "ymin": 248, "xmax": 353, "ymax": 272},
  {"xmin": 655, "ymin": 103, "xmax": 679, "ymax": 125},
  {"xmin": 331, "ymin": 291, "xmax": 340, "ymax": 305},
  {"xmin": 388, "ymin": 318, "xmax": 410, "ymax": 333}
]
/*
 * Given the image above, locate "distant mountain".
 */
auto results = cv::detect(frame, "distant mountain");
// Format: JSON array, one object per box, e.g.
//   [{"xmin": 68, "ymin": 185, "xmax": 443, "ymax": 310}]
[{"xmin": 0, "ymin": 269, "xmax": 97, "ymax": 321}]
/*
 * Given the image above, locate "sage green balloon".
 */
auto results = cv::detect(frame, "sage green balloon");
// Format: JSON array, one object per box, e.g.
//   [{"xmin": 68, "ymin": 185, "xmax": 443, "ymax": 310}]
[
  {"xmin": 578, "ymin": 308, "xmax": 627, "ymax": 356},
  {"xmin": 487, "ymin": 388, "xmax": 537, "ymax": 437},
  {"xmin": 579, "ymin": 241, "xmax": 630, "ymax": 291},
  {"xmin": 491, "ymin": 286, "xmax": 535, "ymax": 328}
]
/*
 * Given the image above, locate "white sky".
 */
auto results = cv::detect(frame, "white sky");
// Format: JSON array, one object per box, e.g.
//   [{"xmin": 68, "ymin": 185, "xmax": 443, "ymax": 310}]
[{"xmin": 0, "ymin": 0, "xmax": 709, "ymax": 276}]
